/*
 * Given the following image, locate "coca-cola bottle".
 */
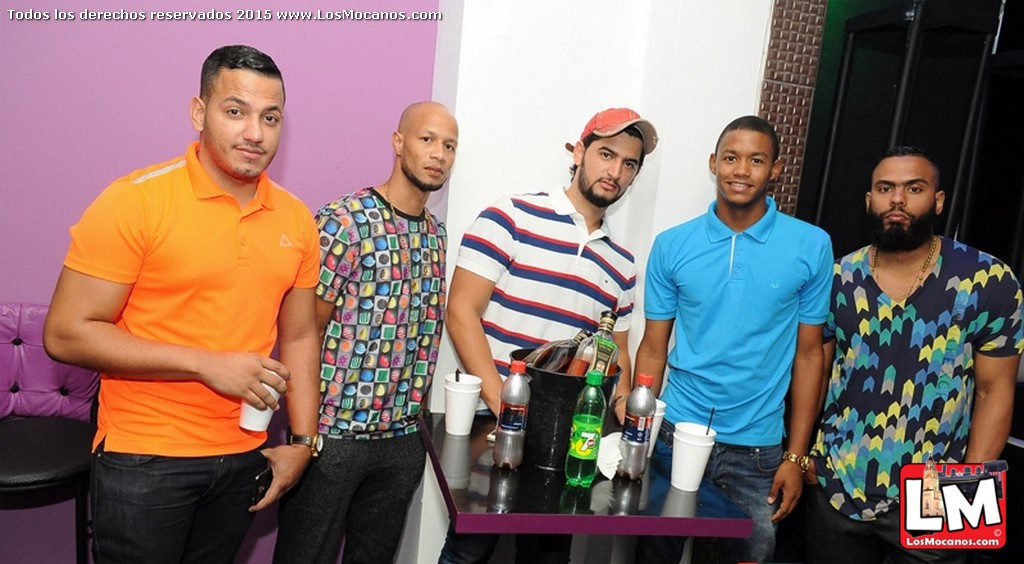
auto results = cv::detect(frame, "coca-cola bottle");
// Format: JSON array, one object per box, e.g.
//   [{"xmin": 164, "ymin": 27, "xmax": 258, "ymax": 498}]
[
  {"xmin": 523, "ymin": 329, "xmax": 591, "ymax": 373},
  {"xmin": 493, "ymin": 360, "xmax": 530, "ymax": 469},
  {"xmin": 566, "ymin": 311, "xmax": 619, "ymax": 376}
]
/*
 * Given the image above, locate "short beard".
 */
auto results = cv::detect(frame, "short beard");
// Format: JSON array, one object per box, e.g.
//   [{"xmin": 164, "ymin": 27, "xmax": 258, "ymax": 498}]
[
  {"xmin": 576, "ymin": 156, "xmax": 622, "ymax": 209},
  {"xmin": 866, "ymin": 206, "xmax": 936, "ymax": 252},
  {"xmin": 401, "ymin": 161, "xmax": 445, "ymax": 193}
]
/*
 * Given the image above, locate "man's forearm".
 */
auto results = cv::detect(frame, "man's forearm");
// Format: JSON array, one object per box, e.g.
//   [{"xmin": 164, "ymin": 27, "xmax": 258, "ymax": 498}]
[
  {"xmin": 279, "ymin": 335, "xmax": 321, "ymax": 437},
  {"xmin": 786, "ymin": 350, "xmax": 823, "ymax": 456},
  {"xmin": 446, "ymin": 311, "xmax": 502, "ymax": 414}
]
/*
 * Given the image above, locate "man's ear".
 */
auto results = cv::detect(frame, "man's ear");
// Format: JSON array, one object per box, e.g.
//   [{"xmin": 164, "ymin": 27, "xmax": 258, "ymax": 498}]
[
  {"xmin": 190, "ymin": 96, "xmax": 205, "ymax": 134},
  {"xmin": 708, "ymin": 152, "xmax": 717, "ymax": 175},
  {"xmin": 769, "ymin": 159, "xmax": 783, "ymax": 182},
  {"xmin": 573, "ymin": 141, "xmax": 585, "ymax": 168},
  {"xmin": 935, "ymin": 190, "xmax": 946, "ymax": 216},
  {"xmin": 392, "ymin": 131, "xmax": 404, "ymax": 155}
]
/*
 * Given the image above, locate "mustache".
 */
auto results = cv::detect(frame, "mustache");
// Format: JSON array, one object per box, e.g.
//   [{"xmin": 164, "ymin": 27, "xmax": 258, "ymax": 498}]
[{"xmin": 236, "ymin": 144, "xmax": 266, "ymax": 154}]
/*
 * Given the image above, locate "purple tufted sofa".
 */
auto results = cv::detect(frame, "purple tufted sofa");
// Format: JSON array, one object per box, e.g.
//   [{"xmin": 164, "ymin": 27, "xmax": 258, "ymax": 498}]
[
  {"xmin": 0, "ymin": 302, "xmax": 100, "ymax": 564},
  {"xmin": 0, "ymin": 303, "xmax": 98, "ymax": 421}
]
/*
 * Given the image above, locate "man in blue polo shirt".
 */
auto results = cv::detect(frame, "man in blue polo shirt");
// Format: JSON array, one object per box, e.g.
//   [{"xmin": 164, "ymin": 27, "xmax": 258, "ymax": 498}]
[{"xmin": 633, "ymin": 115, "xmax": 833, "ymax": 563}]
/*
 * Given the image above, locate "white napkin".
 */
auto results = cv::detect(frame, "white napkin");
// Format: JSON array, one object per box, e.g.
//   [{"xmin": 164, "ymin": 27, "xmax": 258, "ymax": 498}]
[{"xmin": 597, "ymin": 432, "xmax": 622, "ymax": 479}]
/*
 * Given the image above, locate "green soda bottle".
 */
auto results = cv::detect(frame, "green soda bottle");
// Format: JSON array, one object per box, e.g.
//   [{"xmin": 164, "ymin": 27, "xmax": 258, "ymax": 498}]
[{"xmin": 564, "ymin": 369, "xmax": 607, "ymax": 487}]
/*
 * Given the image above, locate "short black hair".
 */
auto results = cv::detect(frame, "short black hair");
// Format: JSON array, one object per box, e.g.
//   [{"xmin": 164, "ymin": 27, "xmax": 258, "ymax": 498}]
[
  {"xmin": 200, "ymin": 45, "xmax": 284, "ymax": 100},
  {"xmin": 568, "ymin": 124, "xmax": 646, "ymax": 178},
  {"xmin": 714, "ymin": 115, "xmax": 780, "ymax": 162},
  {"xmin": 878, "ymin": 145, "xmax": 941, "ymax": 186}
]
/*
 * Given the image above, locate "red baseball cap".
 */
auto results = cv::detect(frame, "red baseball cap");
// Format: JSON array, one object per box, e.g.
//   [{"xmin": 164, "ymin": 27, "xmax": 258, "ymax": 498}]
[{"xmin": 566, "ymin": 108, "xmax": 659, "ymax": 155}]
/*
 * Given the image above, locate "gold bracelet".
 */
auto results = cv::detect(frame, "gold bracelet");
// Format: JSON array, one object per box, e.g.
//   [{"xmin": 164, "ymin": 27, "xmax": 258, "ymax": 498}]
[
  {"xmin": 782, "ymin": 451, "xmax": 810, "ymax": 473},
  {"xmin": 611, "ymin": 394, "xmax": 628, "ymax": 407}
]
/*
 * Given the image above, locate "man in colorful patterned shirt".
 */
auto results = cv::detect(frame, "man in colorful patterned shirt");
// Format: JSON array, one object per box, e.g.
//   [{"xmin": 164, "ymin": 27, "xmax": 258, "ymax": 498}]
[
  {"xmin": 806, "ymin": 146, "xmax": 1024, "ymax": 564},
  {"xmin": 275, "ymin": 102, "xmax": 458, "ymax": 564}
]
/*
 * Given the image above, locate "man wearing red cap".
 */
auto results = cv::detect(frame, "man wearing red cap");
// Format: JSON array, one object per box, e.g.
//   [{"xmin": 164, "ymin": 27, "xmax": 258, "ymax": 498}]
[{"xmin": 440, "ymin": 108, "xmax": 658, "ymax": 563}]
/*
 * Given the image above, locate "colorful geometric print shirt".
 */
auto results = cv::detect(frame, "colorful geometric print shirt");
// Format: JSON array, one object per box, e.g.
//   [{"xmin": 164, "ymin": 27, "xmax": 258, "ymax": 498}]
[
  {"xmin": 813, "ymin": 237, "xmax": 1023, "ymax": 520},
  {"xmin": 314, "ymin": 187, "xmax": 446, "ymax": 439}
]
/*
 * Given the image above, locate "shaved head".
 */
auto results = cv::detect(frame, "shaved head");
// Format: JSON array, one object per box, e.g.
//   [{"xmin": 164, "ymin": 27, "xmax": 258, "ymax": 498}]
[{"xmin": 397, "ymin": 101, "xmax": 457, "ymax": 136}]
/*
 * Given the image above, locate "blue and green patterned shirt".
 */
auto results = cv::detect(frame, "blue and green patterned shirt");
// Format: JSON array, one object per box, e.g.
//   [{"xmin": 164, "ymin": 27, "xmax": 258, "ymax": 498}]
[{"xmin": 813, "ymin": 237, "xmax": 1023, "ymax": 520}]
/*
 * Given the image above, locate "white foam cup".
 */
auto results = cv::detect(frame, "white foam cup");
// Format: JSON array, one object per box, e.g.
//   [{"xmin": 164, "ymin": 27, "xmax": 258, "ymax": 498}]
[
  {"xmin": 444, "ymin": 374, "xmax": 482, "ymax": 436},
  {"xmin": 647, "ymin": 399, "xmax": 667, "ymax": 459},
  {"xmin": 444, "ymin": 372, "xmax": 482, "ymax": 392},
  {"xmin": 239, "ymin": 372, "xmax": 284, "ymax": 431},
  {"xmin": 670, "ymin": 421, "xmax": 716, "ymax": 491}
]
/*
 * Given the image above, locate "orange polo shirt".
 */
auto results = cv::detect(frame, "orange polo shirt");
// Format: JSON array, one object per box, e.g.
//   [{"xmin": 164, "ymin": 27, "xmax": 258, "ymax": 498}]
[{"xmin": 65, "ymin": 142, "xmax": 319, "ymax": 456}]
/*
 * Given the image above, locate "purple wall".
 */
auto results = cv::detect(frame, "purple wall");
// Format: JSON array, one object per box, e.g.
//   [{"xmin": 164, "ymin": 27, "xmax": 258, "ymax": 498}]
[
  {"xmin": 0, "ymin": 0, "xmax": 441, "ymax": 304},
  {"xmin": 0, "ymin": 1, "xmax": 440, "ymax": 561}
]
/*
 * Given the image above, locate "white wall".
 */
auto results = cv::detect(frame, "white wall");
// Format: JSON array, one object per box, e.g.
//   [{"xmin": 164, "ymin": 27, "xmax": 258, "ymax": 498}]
[
  {"xmin": 433, "ymin": 0, "xmax": 774, "ymax": 400},
  {"xmin": 407, "ymin": 2, "xmax": 776, "ymax": 562}
]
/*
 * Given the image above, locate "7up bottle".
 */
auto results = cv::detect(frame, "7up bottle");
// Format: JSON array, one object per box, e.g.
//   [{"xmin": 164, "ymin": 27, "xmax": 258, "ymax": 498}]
[{"xmin": 564, "ymin": 369, "xmax": 607, "ymax": 487}]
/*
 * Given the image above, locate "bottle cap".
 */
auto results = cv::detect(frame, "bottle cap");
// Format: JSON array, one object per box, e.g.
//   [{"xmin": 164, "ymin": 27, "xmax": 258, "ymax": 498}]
[
  {"xmin": 636, "ymin": 373, "xmax": 654, "ymax": 387},
  {"xmin": 585, "ymin": 370, "xmax": 603, "ymax": 386},
  {"xmin": 510, "ymin": 360, "xmax": 527, "ymax": 373}
]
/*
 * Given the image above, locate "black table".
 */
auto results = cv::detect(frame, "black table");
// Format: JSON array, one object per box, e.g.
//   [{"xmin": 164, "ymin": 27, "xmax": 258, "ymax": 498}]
[{"xmin": 421, "ymin": 414, "xmax": 752, "ymax": 538}]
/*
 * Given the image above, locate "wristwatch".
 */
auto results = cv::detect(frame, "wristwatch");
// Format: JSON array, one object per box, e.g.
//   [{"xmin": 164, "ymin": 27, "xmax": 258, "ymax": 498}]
[
  {"xmin": 288, "ymin": 433, "xmax": 323, "ymax": 458},
  {"xmin": 782, "ymin": 451, "xmax": 810, "ymax": 473}
]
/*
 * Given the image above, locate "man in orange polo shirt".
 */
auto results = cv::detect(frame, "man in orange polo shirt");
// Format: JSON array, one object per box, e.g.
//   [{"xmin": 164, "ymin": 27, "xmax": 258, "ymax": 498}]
[{"xmin": 43, "ymin": 45, "xmax": 321, "ymax": 563}]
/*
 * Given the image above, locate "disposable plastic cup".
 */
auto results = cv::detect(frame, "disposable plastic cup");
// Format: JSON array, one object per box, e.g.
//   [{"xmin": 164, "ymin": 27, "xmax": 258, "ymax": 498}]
[
  {"xmin": 444, "ymin": 376, "xmax": 482, "ymax": 436},
  {"xmin": 670, "ymin": 422, "xmax": 716, "ymax": 491},
  {"xmin": 239, "ymin": 376, "xmax": 283, "ymax": 431},
  {"xmin": 647, "ymin": 399, "xmax": 667, "ymax": 459}
]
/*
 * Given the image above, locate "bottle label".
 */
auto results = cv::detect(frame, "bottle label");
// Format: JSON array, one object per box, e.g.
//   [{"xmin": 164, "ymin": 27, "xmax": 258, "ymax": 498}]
[
  {"xmin": 498, "ymin": 403, "xmax": 528, "ymax": 432},
  {"xmin": 568, "ymin": 414, "xmax": 602, "ymax": 460},
  {"xmin": 622, "ymin": 414, "xmax": 653, "ymax": 443},
  {"xmin": 591, "ymin": 336, "xmax": 617, "ymax": 375}
]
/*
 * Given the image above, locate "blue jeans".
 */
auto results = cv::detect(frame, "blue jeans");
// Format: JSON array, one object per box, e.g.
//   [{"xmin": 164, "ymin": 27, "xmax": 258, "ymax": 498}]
[
  {"xmin": 636, "ymin": 425, "xmax": 782, "ymax": 563},
  {"xmin": 90, "ymin": 443, "xmax": 267, "ymax": 564}
]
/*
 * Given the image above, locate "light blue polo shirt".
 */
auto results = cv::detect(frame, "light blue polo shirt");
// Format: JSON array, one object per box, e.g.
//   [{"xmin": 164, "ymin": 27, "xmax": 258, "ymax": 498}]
[{"xmin": 645, "ymin": 196, "xmax": 832, "ymax": 445}]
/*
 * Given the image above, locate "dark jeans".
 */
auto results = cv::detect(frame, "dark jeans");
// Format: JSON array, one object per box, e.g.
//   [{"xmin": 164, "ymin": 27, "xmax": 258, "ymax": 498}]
[
  {"xmin": 804, "ymin": 485, "xmax": 966, "ymax": 564},
  {"xmin": 636, "ymin": 424, "xmax": 782, "ymax": 564},
  {"xmin": 90, "ymin": 444, "xmax": 267, "ymax": 564},
  {"xmin": 275, "ymin": 432, "xmax": 426, "ymax": 564}
]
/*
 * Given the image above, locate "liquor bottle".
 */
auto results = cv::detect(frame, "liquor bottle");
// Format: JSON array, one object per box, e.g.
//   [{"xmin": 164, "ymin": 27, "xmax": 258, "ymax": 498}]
[
  {"xmin": 616, "ymin": 373, "xmax": 657, "ymax": 480},
  {"xmin": 523, "ymin": 329, "xmax": 591, "ymax": 373},
  {"xmin": 566, "ymin": 311, "xmax": 618, "ymax": 376},
  {"xmin": 493, "ymin": 360, "xmax": 530, "ymax": 469},
  {"xmin": 564, "ymin": 369, "xmax": 607, "ymax": 487}
]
